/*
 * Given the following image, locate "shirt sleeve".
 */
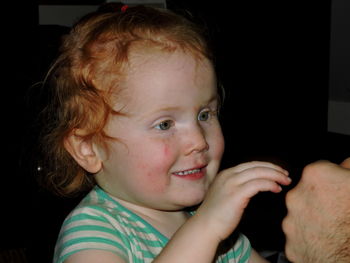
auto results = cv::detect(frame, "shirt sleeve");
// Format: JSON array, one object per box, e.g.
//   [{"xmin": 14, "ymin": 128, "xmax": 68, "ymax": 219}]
[{"xmin": 53, "ymin": 207, "xmax": 130, "ymax": 263}]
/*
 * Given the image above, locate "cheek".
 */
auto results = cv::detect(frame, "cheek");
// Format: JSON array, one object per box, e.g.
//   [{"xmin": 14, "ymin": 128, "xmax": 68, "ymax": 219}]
[
  {"xmin": 209, "ymin": 127, "xmax": 225, "ymax": 161},
  {"xmin": 139, "ymin": 142, "xmax": 175, "ymax": 169},
  {"xmin": 135, "ymin": 141, "xmax": 177, "ymax": 190},
  {"xmin": 161, "ymin": 142, "xmax": 180, "ymax": 167},
  {"xmin": 218, "ymin": 136, "xmax": 225, "ymax": 159},
  {"xmin": 153, "ymin": 142, "xmax": 176, "ymax": 172}
]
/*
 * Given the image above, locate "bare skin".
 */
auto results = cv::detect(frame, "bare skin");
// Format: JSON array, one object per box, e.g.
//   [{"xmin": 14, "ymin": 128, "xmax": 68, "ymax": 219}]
[{"xmin": 283, "ymin": 157, "xmax": 350, "ymax": 263}]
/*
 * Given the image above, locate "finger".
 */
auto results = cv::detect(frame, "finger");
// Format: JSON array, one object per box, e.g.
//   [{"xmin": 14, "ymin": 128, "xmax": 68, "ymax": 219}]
[
  {"xmin": 224, "ymin": 179, "xmax": 284, "ymax": 214},
  {"xmin": 231, "ymin": 166, "xmax": 292, "ymax": 186},
  {"xmin": 240, "ymin": 179, "xmax": 284, "ymax": 199},
  {"xmin": 231, "ymin": 161, "xmax": 289, "ymax": 175}
]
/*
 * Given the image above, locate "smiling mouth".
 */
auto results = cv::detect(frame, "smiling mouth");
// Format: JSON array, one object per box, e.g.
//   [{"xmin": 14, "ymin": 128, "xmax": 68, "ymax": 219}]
[
  {"xmin": 173, "ymin": 168, "xmax": 201, "ymax": 176},
  {"xmin": 172, "ymin": 166, "xmax": 206, "ymax": 180}
]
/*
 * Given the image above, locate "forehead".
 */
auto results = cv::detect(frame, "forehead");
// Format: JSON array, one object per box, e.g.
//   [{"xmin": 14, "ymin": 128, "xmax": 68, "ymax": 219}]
[
  {"xmin": 106, "ymin": 52, "xmax": 218, "ymax": 134},
  {"xmin": 125, "ymin": 49, "xmax": 215, "ymax": 93},
  {"xmin": 112, "ymin": 50, "xmax": 216, "ymax": 115}
]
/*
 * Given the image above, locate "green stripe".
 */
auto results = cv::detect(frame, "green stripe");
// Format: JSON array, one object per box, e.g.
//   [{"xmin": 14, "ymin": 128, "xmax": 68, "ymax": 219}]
[
  {"xmin": 216, "ymin": 234, "xmax": 250, "ymax": 262},
  {"xmin": 70, "ymin": 203, "xmax": 141, "ymax": 223},
  {"xmin": 234, "ymin": 238, "xmax": 244, "ymax": 255},
  {"xmin": 64, "ymin": 236, "xmax": 127, "ymax": 250},
  {"xmin": 62, "ymin": 225, "xmax": 125, "ymax": 239},
  {"xmin": 57, "ymin": 236, "xmax": 129, "ymax": 261},
  {"xmin": 96, "ymin": 187, "xmax": 169, "ymax": 244},
  {"xmin": 63, "ymin": 213, "xmax": 110, "ymax": 226},
  {"xmin": 65, "ymin": 224, "xmax": 161, "ymax": 246},
  {"xmin": 59, "ymin": 201, "xmax": 165, "ymax": 245},
  {"xmin": 65, "ymin": 211, "xmax": 159, "ymax": 237},
  {"xmin": 240, "ymin": 245, "xmax": 251, "ymax": 262},
  {"xmin": 58, "ymin": 247, "xmax": 128, "ymax": 263},
  {"xmin": 56, "ymin": 223, "xmax": 131, "ymax": 261},
  {"xmin": 139, "ymin": 248, "xmax": 157, "ymax": 259}
]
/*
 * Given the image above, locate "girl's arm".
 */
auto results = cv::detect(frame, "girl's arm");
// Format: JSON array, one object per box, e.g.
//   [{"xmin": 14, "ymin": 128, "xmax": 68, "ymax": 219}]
[
  {"xmin": 154, "ymin": 161, "xmax": 290, "ymax": 263},
  {"xmin": 153, "ymin": 212, "xmax": 221, "ymax": 262},
  {"xmin": 250, "ymin": 249, "xmax": 270, "ymax": 263},
  {"xmin": 64, "ymin": 250, "xmax": 126, "ymax": 263}
]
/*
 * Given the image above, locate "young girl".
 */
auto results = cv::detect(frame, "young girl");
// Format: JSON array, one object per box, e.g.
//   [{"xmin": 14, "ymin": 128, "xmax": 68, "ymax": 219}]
[{"xmin": 41, "ymin": 4, "xmax": 291, "ymax": 263}]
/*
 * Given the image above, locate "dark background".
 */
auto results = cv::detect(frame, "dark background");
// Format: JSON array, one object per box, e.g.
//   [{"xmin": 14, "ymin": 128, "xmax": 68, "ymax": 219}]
[{"xmin": 1, "ymin": 1, "xmax": 349, "ymax": 262}]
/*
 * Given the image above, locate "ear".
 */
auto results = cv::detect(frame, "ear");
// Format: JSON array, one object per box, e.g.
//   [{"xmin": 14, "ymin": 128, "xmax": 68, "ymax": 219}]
[{"xmin": 64, "ymin": 129, "xmax": 103, "ymax": 173}]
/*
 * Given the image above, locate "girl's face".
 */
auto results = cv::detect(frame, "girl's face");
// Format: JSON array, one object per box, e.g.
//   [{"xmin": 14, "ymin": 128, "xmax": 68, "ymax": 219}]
[{"xmin": 96, "ymin": 50, "xmax": 224, "ymax": 211}]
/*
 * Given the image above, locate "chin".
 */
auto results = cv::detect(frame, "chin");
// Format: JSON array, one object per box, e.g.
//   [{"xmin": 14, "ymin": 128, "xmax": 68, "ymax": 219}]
[{"xmin": 177, "ymin": 192, "xmax": 205, "ymax": 208}]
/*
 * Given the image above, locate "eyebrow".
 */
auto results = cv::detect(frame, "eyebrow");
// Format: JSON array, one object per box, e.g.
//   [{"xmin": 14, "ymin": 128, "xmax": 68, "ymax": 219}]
[
  {"xmin": 202, "ymin": 94, "xmax": 219, "ymax": 106},
  {"xmin": 152, "ymin": 106, "xmax": 181, "ymax": 113},
  {"xmin": 152, "ymin": 94, "xmax": 219, "ymax": 114}
]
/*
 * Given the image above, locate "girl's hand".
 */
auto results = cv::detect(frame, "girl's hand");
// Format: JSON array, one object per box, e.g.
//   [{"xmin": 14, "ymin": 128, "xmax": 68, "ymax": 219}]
[{"xmin": 196, "ymin": 161, "xmax": 291, "ymax": 242}]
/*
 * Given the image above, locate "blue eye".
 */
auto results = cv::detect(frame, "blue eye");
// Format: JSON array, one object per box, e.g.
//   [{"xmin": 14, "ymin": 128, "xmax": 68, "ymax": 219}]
[
  {"xmin": 155, "ymin": 120, "xmax": 173, "ymax": 130},
  {"xmin": 198, "ymin": 110, "xmax": 210, "ymax": 121}
]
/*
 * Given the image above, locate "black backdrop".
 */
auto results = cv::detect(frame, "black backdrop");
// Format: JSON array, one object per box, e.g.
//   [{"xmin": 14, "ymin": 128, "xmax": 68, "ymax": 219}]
[{"xmin": 2, "ymin": 1, "xmax": 349, "ymax": 262}]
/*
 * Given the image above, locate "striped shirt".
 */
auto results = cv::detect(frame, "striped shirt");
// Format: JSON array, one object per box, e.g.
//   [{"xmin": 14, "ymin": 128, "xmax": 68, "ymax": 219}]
[{"xmin": 54, "ymin": 186, "xmax": 252, "ymax": 263}]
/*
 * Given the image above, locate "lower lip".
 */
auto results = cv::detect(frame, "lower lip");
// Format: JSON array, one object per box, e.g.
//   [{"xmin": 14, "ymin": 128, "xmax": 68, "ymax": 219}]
[{"xmin": 172, "ymin": 168, "xmax": 206, "ymax": 180}]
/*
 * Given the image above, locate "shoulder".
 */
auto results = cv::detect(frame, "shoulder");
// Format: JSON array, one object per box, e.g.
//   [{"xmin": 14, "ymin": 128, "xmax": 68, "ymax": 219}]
[
  {"xmin": 62, "ymin": 187, "xmax": 131, "ymax": 227},
  {"xmin": 54, "ymin": 188, "xmax": 132, "ymax": 263}
]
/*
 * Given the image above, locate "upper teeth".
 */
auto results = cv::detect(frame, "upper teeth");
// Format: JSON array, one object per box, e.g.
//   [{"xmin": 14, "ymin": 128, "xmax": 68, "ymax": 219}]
[{"xmin": 174, "ymin": 169, "xmax": 200, "ymax": 176}]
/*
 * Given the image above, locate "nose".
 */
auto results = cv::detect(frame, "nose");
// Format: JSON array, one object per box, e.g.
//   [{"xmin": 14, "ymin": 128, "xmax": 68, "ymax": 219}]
[{"xmin": 184, "ymin": 124, "xmax": 209, "ymax": 155}]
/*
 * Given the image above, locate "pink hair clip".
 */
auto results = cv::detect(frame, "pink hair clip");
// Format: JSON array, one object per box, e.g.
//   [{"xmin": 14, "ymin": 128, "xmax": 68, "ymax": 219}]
[{"xmin": 121, "ymin": 4, "xmax": 129, "ymax": 12}]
